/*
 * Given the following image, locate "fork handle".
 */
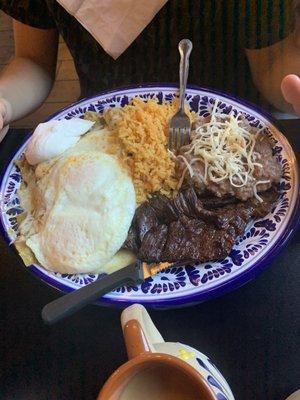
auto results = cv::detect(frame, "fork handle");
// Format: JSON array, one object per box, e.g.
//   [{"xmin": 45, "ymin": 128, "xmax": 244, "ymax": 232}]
[{"xmin": 178, "ymin": 39, "xmax": 193, "ymax": 111}]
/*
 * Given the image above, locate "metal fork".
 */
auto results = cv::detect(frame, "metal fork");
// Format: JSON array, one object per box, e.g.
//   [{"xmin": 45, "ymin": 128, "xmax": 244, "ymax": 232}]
[{"xmin": 169, "ymin": 39, "xmax": 193, "ymax": 152}]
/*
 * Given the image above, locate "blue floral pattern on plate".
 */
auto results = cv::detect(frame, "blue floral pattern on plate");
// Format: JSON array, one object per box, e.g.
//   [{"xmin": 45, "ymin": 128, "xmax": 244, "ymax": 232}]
[{"xmin": 0, "ymin": 85, "xmax": 298, "ymax": 306}]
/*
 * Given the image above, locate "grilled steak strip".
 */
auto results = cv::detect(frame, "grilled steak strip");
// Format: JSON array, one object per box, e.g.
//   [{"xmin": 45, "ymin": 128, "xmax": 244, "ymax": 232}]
[{"xmin": 123, "ymin": 187, "xmax": 278, "ymax": 264}]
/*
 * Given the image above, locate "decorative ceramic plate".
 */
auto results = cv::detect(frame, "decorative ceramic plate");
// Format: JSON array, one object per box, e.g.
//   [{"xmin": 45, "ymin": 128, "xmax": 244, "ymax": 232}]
[{"xmin": 0, "ymin": 85, "xmax": 299, "ymax": 307}]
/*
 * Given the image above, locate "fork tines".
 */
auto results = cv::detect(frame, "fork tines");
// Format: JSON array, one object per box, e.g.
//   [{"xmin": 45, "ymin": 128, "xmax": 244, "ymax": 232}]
[{"xmin": 168, "ymin": 111, "xmax": 191, "ymax": 153}]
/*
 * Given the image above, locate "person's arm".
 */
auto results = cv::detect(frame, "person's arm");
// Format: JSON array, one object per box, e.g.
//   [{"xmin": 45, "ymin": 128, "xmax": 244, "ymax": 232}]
[
  {"xmin": 0, "ymin": 19, "xmax": 59, "ymax": 130},
  {"xmin": 246, "ymin": 33, "xmax": 300, "ymax": 115},
  {"xmin": 246, "ymin": 1, "xmax": 300, "ymax": 116}
]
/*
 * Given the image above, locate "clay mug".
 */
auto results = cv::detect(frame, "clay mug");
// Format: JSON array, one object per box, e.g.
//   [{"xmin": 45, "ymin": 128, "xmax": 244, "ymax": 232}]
[{"xmin": 97, "ymin": 304, "xmax": 234, "ymax": 399}]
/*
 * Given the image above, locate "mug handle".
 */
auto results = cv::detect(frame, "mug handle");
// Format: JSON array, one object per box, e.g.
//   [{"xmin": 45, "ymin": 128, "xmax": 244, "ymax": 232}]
[{"xmin": 121, "ymin": 304, "xmax": 164, "ymax": 360}]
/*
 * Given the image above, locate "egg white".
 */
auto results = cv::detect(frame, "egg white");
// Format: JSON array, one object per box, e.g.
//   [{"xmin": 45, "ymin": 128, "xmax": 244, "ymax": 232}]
[
  {"xmin": 21, "ymin": 125, "xmax": 136, "ymax": 274},
  {"xmin": 25, "ymin": 118, "xmax": 95, "ymax": 165}
]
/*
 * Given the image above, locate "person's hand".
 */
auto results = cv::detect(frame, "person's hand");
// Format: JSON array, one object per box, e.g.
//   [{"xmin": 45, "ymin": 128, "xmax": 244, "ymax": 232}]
[
  {"xmin": 285, "ymin": 389, "xmax": 300, "ymax": 400},
  {"xmin": 281, "ymin": 74, "xmax": 300, "ymax": 116},
  {"xmin": 0, "ymin": 125, "xmax": 9, "ymax": 143},
  {"xmin": 0, "ymin": 98, "xmax": 11, "ymax": 143}
]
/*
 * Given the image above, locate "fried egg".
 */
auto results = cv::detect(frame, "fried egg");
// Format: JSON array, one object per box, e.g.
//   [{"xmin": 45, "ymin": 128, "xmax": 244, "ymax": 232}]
[
  {"xmin": 25, "ymin": 118, "xmax": 95, "ymax": 165},
  {"xmin": 19, "ymin": 120, "xmax": 136, "ymax": 274}
]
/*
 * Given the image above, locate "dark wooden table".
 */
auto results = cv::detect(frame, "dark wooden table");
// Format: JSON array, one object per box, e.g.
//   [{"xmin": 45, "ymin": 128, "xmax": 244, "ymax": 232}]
[{"xmin": 0, "ymin": 122, "xmax": 299, "ymax": 400}]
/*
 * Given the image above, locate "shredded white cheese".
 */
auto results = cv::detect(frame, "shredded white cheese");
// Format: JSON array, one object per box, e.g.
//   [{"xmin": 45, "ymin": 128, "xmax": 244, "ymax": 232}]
[{"xmin": 179, "ymin": 100, "xmax": 270, "ymax": 201}]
